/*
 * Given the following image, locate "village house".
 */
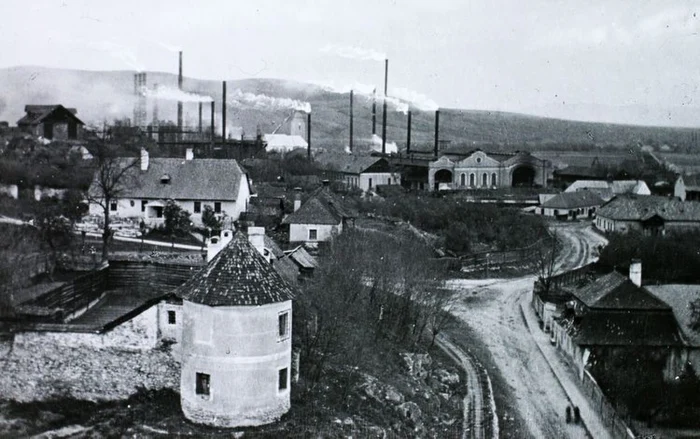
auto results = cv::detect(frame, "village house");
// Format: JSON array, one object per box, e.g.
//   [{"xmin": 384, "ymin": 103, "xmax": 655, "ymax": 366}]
[
  {"xmin": 17, "ymin": 105, "xmax": 84, "ymax": 140},
  {"xmin": 88, "ymin": 148, "xmax": 251, "ymax": 227},
  {"xmin": 281, "ymin": 186, "xmax": 356, "ymax": 245},
  {"xmin": 543, "ymin": 261, "xmax": 687, "ymax": 381},
  {"xmin": 315, "ymin": 152, "xmax": 402, "ymax": 193},
  {"xmin": 674, "ymin": 174, "xmax": 700, "ymax": 202},
  {"xmin": 595, "ymin": 194, "xmax": 700, "ymax": 235},
  {"xmin": 564, "ymin": 179, "xmax": 650, "ymax": 202},
  {"xmin": 537, "ymin": 191, "xmax": 604, "ymax": 220},
  {"xmin": 428, "ymin": 150, "xmax": 552, "ymax": 191}
]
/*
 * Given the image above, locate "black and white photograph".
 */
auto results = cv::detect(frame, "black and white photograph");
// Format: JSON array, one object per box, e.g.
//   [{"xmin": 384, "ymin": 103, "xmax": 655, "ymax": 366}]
[{"xmin": 1, "ymin": 1, "xmax": 700, "ymax": 437}]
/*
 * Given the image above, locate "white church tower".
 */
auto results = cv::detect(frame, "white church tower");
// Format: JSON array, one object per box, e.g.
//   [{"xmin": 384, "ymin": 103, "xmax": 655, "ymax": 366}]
[{"xmin": 178, "ymin": 230, "xmax": 295, "ymax": 427}]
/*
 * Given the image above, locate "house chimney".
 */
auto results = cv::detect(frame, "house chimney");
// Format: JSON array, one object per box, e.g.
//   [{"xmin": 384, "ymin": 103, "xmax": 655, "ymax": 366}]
[
  {"xmin": 177, "ymin": 51, "xmax": 183, "ymax": 139},
  {"xmin": 307, "ymin": 112, "xmax": 311, "ymax": 159},
  {"xmin": 247, "ymin": 226, "xmax": 268, "ymax": 262},
  {"xmin": 207, "ymin": 229, "xmax": 234, "ymax": 263},
  {"xmin": 434, "ymin": 109, "xmax": 440, "ymax": 158},
  {"xmin": 140, "ymin": 147, "xmax": 149, "ymax": 171},
  {"xmin": 222, "ymin": 81, "xmax": 227, "ymax": 144},
  {"xmin": 382, "ymin": 59, "xmax": 388, "ymax": 155},
  {"xmin": 185, "ymin": 148, "xmax": 194, "ymax": 160},
  {"xmin": 406, "ymin": 110, "xmax": 412, "ymax": 154},
  {"xmin": 293, "ymin": 188, "xmax": 302, "ymax": 212},
  {"xmin": 629, "ymin": 259, "xmax": 642, "ymax": 287}
]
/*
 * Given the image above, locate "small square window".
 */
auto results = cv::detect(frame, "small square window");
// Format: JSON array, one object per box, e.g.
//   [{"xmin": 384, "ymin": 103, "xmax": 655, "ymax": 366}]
[
  {"xmin": 167, "ymin": 310, "xmax": 176, "ymax": 325},
  {"xmin": 196, "ymin": 372, "xmax": 210, "ymax": 395},
  {"xmin": 309, "ymin": 229, "xmax": 317, "ymax": 241},
  {"xmin": 214, "ymin": 202, "xmax": 221, "ymax": 213},
  {"xmin": 278, "ymin": 368, "xmax": 288, "ymax": 391},
  {"xmin": 110, "ymin": 200, "xmax": 117, "ymax": 212},
  {"xmin": 278, "ymin": 312, "xmax": 289, "ymax": 339},
  {"xmin": 194, "ymin": 201, "xmax": 201, "ymax": 213}
]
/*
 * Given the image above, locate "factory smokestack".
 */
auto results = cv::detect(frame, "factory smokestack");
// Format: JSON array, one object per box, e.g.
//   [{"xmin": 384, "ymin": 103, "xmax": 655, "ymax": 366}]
[
  {"xmin": 177, "ymin": 51, "xmax": 183, "ymax": 139},
  {"xmin": 406, "ymin": 110, "xmax": 411, "ymax": 155},
  {"xmin": 222, "ymin": 81, "xmax": 227, "ymax": 144},
  {"xmin": 372, "ymin": 88, "xmax": 377, "ymax": 135},
  {"xmin": 381, "ymin": 59, "xmax": 388, "ymax": 154},
  {"xmin": 210, "ymin": 101, "xmax": 215, "ymax": 145},
  {"xmin": 307, "ymin": 112, "xmax": 311, "ymax": 159},
  {"xmin": 434, "ymin": 110, "xmax": 440, "ymax": 158},
  {"xmin": 198, "ymin": 102, "xmax": 202, "ymax": 133},
  {"xmin": 349, "ymin": 90, "xmax": 354, "ymax": 152},
  {"xmin": 152, "ymin": 83, "xmax": 159, "ymax": 126}
]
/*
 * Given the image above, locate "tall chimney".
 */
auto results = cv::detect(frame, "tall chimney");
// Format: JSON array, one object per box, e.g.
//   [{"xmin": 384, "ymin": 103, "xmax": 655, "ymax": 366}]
[
  {"xmin": 152, "ymin": 83, "xmax": 159, "ymax": 126},
  {"xmin": 382, "ymin": 59, "xmax": 388, "ymax": 154},
  {"xmin": 247, "ymin": 227, "xmax": 268, "ymax": 261},
  {"xmin": 434, "ymin": 110, "xmax": 440, "ymax": 158},
  {"xmin": 406, "ymin": 110, "xmax": 412, "ymax": 155},
  {"xmin": 177, "ymin": 51, "xmax": 183, "ymax": 139},
  {"xmin": 349, "ymin": 90, "xmax": 354, "ymax": 152},
  {"xmin": 307, "ymin": 112, "xmax": 312, "ymax": 159},
  {"xmin": 222, "ymin": 81, "xmax": 227, "ymax": 143},
  {"xmin": 629, "ymin": 259, "xmax": 642, "ymax": 287},
  {"xmin": 372, "ymin": 88, "xmax": 377, "ymax": 135},
  {"xmin": 198, "ymin": 102, "xmax": 203, "ymax": 133},
  {"xmin": 210, "ymin": 101, "xmax": 215, "ymax": 145},
  {"xmin": 140, "ymin": 147, "xmax": 149, "ymax": 171}
]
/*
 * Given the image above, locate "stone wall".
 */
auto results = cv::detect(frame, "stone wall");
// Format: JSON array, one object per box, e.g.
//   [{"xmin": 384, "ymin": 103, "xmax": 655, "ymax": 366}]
[{"xmin": 0, "ymin": 306, "xmax": 180, "ymax": 403}]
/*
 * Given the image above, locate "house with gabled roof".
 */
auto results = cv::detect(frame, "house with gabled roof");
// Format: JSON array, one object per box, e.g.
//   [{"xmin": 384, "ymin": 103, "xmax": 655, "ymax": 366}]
[
  {"xmin": 17, "ymin": 105, "xmax": 84, "ymax": 140},
  {"xmin": 595, "ymin": 194, "xmax": 700, "ymax": 235},
  {"xmin": 281, "ymin": 186, "xmax": 356, "ymax": 244},
  {"xmin": 315, "ymin": 152, "xmax": 401, "ymax": 193},
  {"xmin": 538, "ymin": 191, "xmax": 604, "ymax": 220},
  {"xmin": 674, "ymin": 174, "xmax": 700, "ymax": 202},
  {"xmin": 87, "ymin": 148, "xmax": 251, "ymax": 226}
]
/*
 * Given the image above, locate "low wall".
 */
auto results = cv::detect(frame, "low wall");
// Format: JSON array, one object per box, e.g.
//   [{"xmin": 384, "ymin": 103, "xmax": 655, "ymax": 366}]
[{"xmin": 580, "ymin": 370, "xmax": 636, "ymax": 439}]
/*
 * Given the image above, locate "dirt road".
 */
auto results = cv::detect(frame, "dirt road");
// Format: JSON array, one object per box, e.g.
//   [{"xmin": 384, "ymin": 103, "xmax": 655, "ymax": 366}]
[{"xmin": 447, "ymin": 222, "xmax": 607, "ymax": 438}]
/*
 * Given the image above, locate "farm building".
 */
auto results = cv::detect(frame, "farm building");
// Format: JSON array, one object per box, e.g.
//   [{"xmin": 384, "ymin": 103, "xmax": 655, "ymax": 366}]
[
  {"xmin": 595, "ymin": 194, "xmax": 700, "ymax": 235},
  {"xmin": 537, "ymin": 191, "xmax": 604, "ymax": 220},
  {"xmin": 315, "ymin": 152, "xmax": 401, "ymax": 192},
  {"xmin": 17, "ymin": 105, "xmax": 84, "ymax": 141},
  {"xmin": 87, "ymin": 148, "xmax": 251, "ymax": 227},
  {"xmin": 428, "ymin": 150, "xmax": 552, "ymax": 192}
]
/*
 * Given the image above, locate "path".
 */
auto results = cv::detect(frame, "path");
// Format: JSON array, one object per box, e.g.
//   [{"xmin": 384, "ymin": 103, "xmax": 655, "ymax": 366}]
[{"xmin": 446, "ymin": 222, "xmax": 609, "ymax": 439}]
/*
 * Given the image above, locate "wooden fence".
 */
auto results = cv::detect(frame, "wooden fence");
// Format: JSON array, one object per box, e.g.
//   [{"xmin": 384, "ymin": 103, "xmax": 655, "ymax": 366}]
[
  {"xmin": 581, "ymin": 370, "xmax": 636, "ymax": 439},
  {"xmin": 458, "ymin": 237, "xmax": 551, "ymax": 273}
]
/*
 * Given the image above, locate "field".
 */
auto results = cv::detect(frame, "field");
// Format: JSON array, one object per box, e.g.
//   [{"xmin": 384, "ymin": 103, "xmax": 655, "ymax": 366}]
[{"xmin": 657, "ymin": 152, "xmax": 700, "ymax": 174}]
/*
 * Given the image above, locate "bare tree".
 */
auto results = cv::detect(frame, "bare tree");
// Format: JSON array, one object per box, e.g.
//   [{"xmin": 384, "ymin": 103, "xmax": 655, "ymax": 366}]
[
  {"xmin": 86, "ymin": 142, "xmax": 140, "ymax": 261},
  {"xmin": 535, "ymin": 231, "xmax": 561, "ymax": 294}
]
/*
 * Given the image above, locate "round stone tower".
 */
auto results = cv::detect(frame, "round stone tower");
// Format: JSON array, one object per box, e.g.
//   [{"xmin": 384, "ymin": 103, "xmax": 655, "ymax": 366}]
[{"xmin": 177, "ymin": 231, "xmax": 295, "ymax": 427}]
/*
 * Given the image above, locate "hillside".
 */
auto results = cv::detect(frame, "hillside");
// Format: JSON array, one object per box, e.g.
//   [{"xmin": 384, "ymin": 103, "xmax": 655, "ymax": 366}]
[{"xmin": 1, "ymin": 66, "xmax": 698, "ymax": 152}]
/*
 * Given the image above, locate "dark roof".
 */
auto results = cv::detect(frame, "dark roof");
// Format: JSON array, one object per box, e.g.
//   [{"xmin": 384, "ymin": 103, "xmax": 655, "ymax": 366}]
[
  {"xmin": 681, "ymin": 174, "xmax": 700, "ymax": 190},
  {"xmin": 554, "ymin": 166, "xmax": 608, "ymax": 179},
  {"xmin": 264, "ymin": 235, "xmax": 285, "ymax": 259},
  {"xmin": 286, "ymin": 246, "xmax": 318, "ymax": 269},
  {"xmin": 17, "ymin": 105, "xmax": 83, "ymax": 126},
  {"xmin": 89, "ymin": 157, "xmax": 246, "ymax": 201},
  {"xmin": 567, "ymin": 271, "xmax": 671, "ymax": 310},
  {"xmin": 541, "ymin": 191, "xmax": 604, "ymax": 209},
  {"xmin": 177, "ymin": 233, "xmax": 295, "ymax": 306},
  {"xmin": 647, "ymin": 285, "xmax": 700, "ymax": 346},
  {"xmin": 315, "ymin": 152, "xmax": 387, "ymax": 175},
  {"xmin": 597, "ymin": 195, "xmax": 700, "ymax": 222},
  {"xmin": 282, "ymin": 187, "xmax": 356, "ymax": 225},
  {"xmin": 566, "ymin": 311, "xmax": 684, "ymax": 347}
]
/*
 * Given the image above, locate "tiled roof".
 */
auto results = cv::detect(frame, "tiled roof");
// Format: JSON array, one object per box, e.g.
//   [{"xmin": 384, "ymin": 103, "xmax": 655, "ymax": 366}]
[
  {"xmin": 541, "ymin": 191, "xmax": 604, "ymax": 209},
  {"xmin": 566, "ymin": 311, "xmax": 684, "ymax": 347},
  {"xmin": 681, "ymin": 174, "xmax": 700, "ymax": 190},
  {"xmin": 264, "ymin": 235, "xmax": 285, "ymax": 259},
  {"xmin": 597, "ymin": 195, "xmax": 700, "ymax": 221},
  {"xmin": 177, "ymin": 233, "xmax": 295, "ymax": 306},
  {"xmin": 282, "ymin": 187, "xmax": 356, "ymax": 225},
  {"xmin": 286, "ymin": 246, "xmax": 318, "ymax": 269},
  {"xmin": 646, "ymin": 285, "xmax": 700, "ymax": 346},
  {"xmin": 567, "ymin": 271, "xmax": 671, "ymax": 310},
  {"xmin": 17, "ymin": 105, "xmax": 82, "ymax": 126},
  {"xmin": 315, "ymin": 152, "xmax": 386, "ymax": 175},
  {"xmin": 89, "ymin": 157, "xmax": 246, "ymax": 201}
]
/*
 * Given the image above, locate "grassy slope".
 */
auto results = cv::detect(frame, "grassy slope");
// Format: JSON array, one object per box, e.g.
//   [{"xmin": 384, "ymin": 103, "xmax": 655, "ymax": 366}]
[{"xmin": 1, "ymin": 66, "xmax": 698, "ymax": 152}]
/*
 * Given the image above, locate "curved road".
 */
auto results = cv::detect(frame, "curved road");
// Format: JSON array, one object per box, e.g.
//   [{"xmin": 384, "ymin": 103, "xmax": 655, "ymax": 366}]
[{"xmin": 446, "ymin": 222, "xmax": 608, "ymax": 438}]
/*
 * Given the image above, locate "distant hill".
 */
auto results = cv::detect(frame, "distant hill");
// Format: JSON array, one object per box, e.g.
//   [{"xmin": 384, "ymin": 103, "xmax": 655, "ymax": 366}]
[{"xmin": 1, "ymin": 66, "xmax": 698, "ymax": 152}]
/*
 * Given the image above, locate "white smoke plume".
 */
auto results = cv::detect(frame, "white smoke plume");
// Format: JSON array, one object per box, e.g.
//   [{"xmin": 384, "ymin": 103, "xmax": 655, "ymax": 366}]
[
  {"xmin": 371, "ymin": 134, "xmax": 398, "ymax": 154},
  {"xmin": 228, "ymin": 89, "xmax": 311, "ymax": 113},
  {"xmin": 154, "ymin": 41, "xmax": 182, "ymax": 53},
  {"xmin": 319, "ymin": 81, "xmax": 436, "ymax": 114},
  {"xmin": 144, "ymin": 85, "xmax": 213, "ymax": 103},
  {"xmin": 320, "ymin": 44, "xmax": 386, "ymax": 61},
  {"xmin": 344, "ymin": 145, "xmax": 352, "ymax": 154},
  {"xmin": 391, "ymin": 87, "xmax": 440, "ymax": 112}
]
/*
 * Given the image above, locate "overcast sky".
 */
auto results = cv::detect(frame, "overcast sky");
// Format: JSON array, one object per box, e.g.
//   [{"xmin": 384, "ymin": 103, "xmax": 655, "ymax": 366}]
[{"xmin": 2, "ymin": 0, "xmax": 700, "ymax": 126}]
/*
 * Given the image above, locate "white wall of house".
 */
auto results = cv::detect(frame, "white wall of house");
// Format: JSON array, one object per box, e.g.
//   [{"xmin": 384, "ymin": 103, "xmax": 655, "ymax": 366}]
[
  {"xmin": 540, "ymin": 206, "xmax": 597, "ymax": 219},
  {"xmin": 359, "ymin": 172, "xmax": 401, "ymax": 192},
  {"xmin": 289, "ymin": 223, "xmax": 340, "ymax": 243},
  {"xmin": 158, "ymin": 302, "xmax": 183, "ymax": 343}
]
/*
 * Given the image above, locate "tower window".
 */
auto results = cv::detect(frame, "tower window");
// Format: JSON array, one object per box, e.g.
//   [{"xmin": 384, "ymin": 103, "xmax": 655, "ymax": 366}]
[
  {"xmin": 196, "ymin": 372, "xmax": 210, "ymax": 395},
  {"xmin": 278, "ymin": 368, "xmax": 288, "ymax": 391},
  {"xmin": 167, "ymin": 310, "xmax": 176, "ymax": 325},
  {"xmin": 278, "ymin": 312, "xmax": 289, "ymax": 339}
]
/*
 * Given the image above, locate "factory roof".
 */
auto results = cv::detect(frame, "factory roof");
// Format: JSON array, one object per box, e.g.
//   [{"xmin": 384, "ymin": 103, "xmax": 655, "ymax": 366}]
[
  {"xmin": 177, "ymin": 233, "xmax": 295, "ymax": 306},
  {"xmin": 264, "ymin": 134, "xmax": 308, "ymax": 152}
]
